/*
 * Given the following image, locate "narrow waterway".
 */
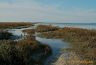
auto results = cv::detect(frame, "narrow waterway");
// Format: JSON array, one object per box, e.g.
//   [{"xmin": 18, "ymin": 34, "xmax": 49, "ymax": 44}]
[
  {"xmin": 8, "ymin": 24, "xmax": 95, "ymax": 65},
  {"xmin": 8, "ymin": 26, "xmax": 35, "ymax": 40},
  {"xmin": 36, "ymin": 37, "xmax": 70, "ymax": 65},
  {"xmin": 8, "ymin": 26, "xmax": 70, "ymax": 65}
]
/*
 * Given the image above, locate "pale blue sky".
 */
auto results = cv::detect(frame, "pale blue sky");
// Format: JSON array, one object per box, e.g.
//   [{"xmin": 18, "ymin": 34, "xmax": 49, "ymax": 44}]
[{"xmin": 0, "ymin": 0, "xmax": 96, "ymax": 23}]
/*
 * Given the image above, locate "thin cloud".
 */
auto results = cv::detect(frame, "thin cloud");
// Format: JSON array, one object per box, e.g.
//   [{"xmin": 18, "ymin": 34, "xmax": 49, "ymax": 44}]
[{"xmin": 0, "ymin": 0, "xmax": 96, "ymax": 22}]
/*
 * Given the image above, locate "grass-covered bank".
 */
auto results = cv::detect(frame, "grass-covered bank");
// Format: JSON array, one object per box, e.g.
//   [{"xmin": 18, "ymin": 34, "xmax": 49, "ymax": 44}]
[
  {"xmin": 36, "ymin": 25, "xmax": 96, "ymax": 64},
  {"xmin": 36, "ymin": 25, "xmax": 59, "ymax": 32},
  {"xmin": 23, "ymin": 29, "xmax": 35, "ymax": 35},
  {"xmin": 0, "ymin": 24, "xmax": 52, "ymax": 65},
  {"xmin": 0, "ymin": 39, "xmax": 52, "ymax": 65},
  {"xmin": 0, "ymin": 22, "xmax": 33, "ymax": 29}
]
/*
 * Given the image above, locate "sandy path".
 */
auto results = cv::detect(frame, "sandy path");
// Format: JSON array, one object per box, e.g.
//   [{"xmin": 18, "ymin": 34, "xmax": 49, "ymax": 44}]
[
  {"xmin": 45, "ymin": 50, "xmax": 93, "ymax": 65},
  {"xmin": 53, "ymin": 51, "xmax": 81, "ymax": 65}
]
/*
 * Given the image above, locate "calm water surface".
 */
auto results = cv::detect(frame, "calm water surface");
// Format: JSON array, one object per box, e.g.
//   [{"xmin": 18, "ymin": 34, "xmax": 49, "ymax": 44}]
[
  {"xmin": 36, "ymin": 36, "xmax": 70, "ymax": 65},
  {"xmin": 36, "ymin": 23, "xmax": 96, "ymax": 29}
]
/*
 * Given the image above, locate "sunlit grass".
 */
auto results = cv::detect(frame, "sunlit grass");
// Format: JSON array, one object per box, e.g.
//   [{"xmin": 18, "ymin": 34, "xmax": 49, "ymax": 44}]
[
  {"xmin": 0, "ymin": 22, "xmax": 33, "ymax": 29},
  {"xmin": 0, "ymin": 24, "xmax": 52, "ymax": 65},
  {"xmin": 38, "ymin": 26, "xmax": 96, "ymax": 64},
  {"xmin": 36, "ymin": 25, "xmax": 59, "ymax": 32}
]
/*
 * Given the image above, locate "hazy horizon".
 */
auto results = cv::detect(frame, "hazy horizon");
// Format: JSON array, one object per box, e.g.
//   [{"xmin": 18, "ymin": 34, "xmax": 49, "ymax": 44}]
[{"xmin": 0, "ymin": 21, "xmax": 96, "ymax": 23}]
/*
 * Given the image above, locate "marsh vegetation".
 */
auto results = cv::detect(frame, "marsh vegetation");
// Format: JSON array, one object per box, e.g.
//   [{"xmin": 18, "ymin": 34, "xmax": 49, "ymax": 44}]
[
  {"xmin": 22, "ymin": 29, "xmax": 35, "ymax": 35},
  {"xmin": 0, "ymin": 39, "xmax": 52, "ymax": 65},
  {"xmin": 36, "ymin": 25, "xmax": 96, "ymax": 65},
  {"xmin": 0, "ymin": 22, "xmax": 33, "ymax": 29},
  {"xmin": 0, "ymin": 23, "xmax": 96, "ymax": 65},
  {"xmin": 0, "ymin": 23, "xmax": 52, "ymax": 65},
  {"xmin": 36, "ymin": 25, "xmax": 59, "ymax": 32}
]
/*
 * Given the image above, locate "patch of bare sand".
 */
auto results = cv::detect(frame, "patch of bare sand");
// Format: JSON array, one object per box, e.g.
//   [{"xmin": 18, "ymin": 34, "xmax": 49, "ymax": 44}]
[{"xmin": 53, "ymin": 51, "xmax": 93, "ymax": 65}]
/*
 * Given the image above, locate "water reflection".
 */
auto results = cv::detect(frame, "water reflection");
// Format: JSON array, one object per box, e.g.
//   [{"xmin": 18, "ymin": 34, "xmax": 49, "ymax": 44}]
[
  {"xmin": 8, "ymin": 26, "xmax": 70, "ymax": 65},
  {"xmin": 36, "ymin": 37, "xmax": 70, "ymax": 52},
  {"xmin": 36, "ymin": 36, "xmax": 70, "ymax": 65}
]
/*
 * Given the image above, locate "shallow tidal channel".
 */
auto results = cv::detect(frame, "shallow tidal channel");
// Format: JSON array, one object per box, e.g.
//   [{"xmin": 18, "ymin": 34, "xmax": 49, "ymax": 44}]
[{"xmin": 8, "ymin": 26, "xmax": 70, "ymax": 65}]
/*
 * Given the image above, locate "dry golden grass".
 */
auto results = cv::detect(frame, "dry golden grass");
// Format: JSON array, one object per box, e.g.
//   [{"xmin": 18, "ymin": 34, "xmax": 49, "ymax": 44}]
[
  {"xmin": 36, "ymin": 25, "xmax": 59, "ymax": 32},
  {"xmin": 0, "ymin": 26, "xmax": 52, "ymax": 65},
  {"xmin": 0, "ymin": 38, "xmax": 52, "ymax": 65},
  {"xmin": 22, "ymin": 29, "xmax": 35, "ymax": 35},
  {"xmin": 39, "ymin": 26, "xmax": 96, "ymax": 64},
  {"xmin": 0, "ymin": 22, "xmax": 33, "ymax": 29}
]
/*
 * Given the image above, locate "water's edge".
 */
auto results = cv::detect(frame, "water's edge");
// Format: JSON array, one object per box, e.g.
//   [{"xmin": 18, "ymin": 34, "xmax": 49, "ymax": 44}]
[{"xmin": 8, "ymin": 26, "xmax": 70, "ymax": 65}]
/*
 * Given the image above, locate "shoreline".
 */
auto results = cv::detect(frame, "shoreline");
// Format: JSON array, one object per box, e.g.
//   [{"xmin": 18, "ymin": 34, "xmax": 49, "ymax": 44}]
[
  {"xmin": 36, "ymin": 25, "xmax": 96, "ymax": 65},
  {"xmin": 0, "ymin": 23, "xmax": 96, "ymax": 65}
]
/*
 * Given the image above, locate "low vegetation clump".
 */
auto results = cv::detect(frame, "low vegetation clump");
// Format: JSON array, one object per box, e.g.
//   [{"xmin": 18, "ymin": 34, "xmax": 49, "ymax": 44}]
[
  {"xmin": 0, "ymin": 25, "xmax": 52, "ymax": 65},
  {"xmin": 0, "ymin": 30, "xmax": 12, "ymax": 40},
  {"xmin": 36, "ymin": 25, "xmax": 59, "ymax": 32},
  {"xmin": 0, "ymin": 22, "xmax": 33, "ymax": 29},
  {"xmin": 39, "ymin": 26, "xmax": 96, "ymax": 64},
  {"xmin": 0, "ymin": 38, "xmax": 52, "ymax": 65},
  {"xmin": 22, "ymin": 29, "xmax": 35, "ymax": 35}
]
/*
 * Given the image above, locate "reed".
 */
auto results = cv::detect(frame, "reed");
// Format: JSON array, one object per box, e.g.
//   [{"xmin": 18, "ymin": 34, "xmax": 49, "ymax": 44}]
[
  {"xmin": 0, "ymin": 37, "xmax": 52, "ymax": 65},
  {"xmin": 0, "ymin": 22, "xmax": 33, "ymax": 29},
  {"xmin": 22, "ymin": 29, "xmax": 35, "ymax": 35},
  {"xmin": 0, "ymin": 27, "xmax": 52, "ymax": 65},
  {"xmin": 36, "ymin": 25, "xmax": 59, "ymax": 32},
  {"xmin": 39, "ymin": 26, "xmax": 96, "ymax": 64}
]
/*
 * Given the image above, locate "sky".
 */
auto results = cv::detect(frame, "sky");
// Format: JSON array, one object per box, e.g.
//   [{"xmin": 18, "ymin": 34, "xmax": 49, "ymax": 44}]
[{"xmin": 0, "ymin": 0, "xmax": 96, "ymax": 23}]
